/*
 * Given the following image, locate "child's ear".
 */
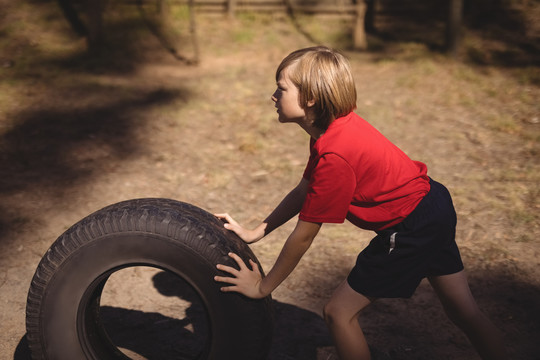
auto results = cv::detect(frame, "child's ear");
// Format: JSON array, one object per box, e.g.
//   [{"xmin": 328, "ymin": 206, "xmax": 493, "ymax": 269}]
[{"xmin": 306, "ymin": 99, "xmax": 316, "ymax": 107}]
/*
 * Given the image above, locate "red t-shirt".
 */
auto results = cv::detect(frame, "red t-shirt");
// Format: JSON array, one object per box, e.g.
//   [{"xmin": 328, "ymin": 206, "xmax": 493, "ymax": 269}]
[{"xmin": 299, "ymin": 112, "xmax": 430, "ymax": 231}]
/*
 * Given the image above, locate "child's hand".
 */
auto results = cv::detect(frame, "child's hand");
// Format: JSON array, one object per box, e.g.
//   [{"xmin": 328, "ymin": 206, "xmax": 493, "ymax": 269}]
[
  {"xmin": 214, "ymin": 213, "xmax": 265, "ymax": 244},
  {"xmin": 214, "ymin": 252, "xmax": 267, "ymax": 299}
]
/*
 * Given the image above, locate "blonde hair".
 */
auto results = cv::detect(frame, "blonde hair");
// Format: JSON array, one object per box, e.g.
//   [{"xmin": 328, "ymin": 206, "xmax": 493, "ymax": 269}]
[{"xmin": 276, "ymin": 46, "xmax": 357, "ymax": 130}]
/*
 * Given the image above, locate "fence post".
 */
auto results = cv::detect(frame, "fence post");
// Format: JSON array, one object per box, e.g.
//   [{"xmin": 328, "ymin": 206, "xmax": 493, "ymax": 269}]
[
  {"xmin": 446, "ymin": 0, "xmax": 463, "ymax": 57},
  {"xmin": 353, "ymin": 0, "xmax": 367, "ymax": 50},
  {"xmin": 228, "ymin": 0, "xmax": 237, "ymax": 18}
]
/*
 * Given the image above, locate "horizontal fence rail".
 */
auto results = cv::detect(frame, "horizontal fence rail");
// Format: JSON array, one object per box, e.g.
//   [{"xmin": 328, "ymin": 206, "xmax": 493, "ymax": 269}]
[
  {"xmin": 126, "ymin": 0, "xmax": 361, "ymax": 15},
  {"xmin": 72, "ymin": 0, "xmax": 461, "ymax": 55}
]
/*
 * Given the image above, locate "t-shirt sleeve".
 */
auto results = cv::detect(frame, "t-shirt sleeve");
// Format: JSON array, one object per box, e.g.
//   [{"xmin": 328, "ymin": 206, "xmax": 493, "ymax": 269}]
[{"xmin": 299, "ymin": 153, "xmax": 356, "ymax": 223}]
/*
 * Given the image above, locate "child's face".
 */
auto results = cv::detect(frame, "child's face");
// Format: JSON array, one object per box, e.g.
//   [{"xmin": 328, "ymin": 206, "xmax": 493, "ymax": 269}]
[{"xmin": 271, "ymin": 67, "xmax": 308, "ymax": 124}]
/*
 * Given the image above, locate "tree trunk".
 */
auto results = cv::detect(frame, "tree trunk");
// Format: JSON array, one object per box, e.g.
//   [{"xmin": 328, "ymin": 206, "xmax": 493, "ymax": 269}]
[
  {"xmin": 365, "ymin": 0, "xmax": 377, "ymax": 32},
  {"xmin": 446, "ymin": 0, "xmax": 463, "ymax": 57},
  {"xmin": 86, "ymin": 0, "xmax": 107, "ymax": 53},
  {"xmin": 57, "ymin": 0, "xmax": 87, "ymax": 37},
  {"xmin": 353, "ymin": 0, "xmax": 368, "ymax": 50}
]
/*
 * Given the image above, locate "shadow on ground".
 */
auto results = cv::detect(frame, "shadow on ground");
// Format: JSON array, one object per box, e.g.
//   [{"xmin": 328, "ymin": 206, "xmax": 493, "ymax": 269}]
[
  {"xmin": 365, "ymin": 0, "xmax": 539, "ymax": 70},
  {"xmin": 0, "ymin": 88, "xmax": 182, "ymax": 194},
  {"xmin": 0, "ymin": 86, "xmax": 190, "ymax": 250},
  {"xmin": 14, "ymin": 266, "xmax": 540, "ymax": 360}
]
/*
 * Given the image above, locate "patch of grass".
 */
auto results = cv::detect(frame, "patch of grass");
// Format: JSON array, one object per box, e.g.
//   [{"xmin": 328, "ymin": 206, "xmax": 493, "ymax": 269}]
[
  {"xmin": 452, "ymin": 64, "xmax": 485, "ymax": 83},
  {"xmin": 464, "ymin": 37, "xmax": 492, "ymax": 66},
  {"xmin": 488, "ymin": 114, "xmax": 522, "ymax": 134},
  {"xmin": 291, "ymin": 13, "xmax": 354, "ymax": 49},
  {"xmin": 232, "ymin": 26, "xmax": 255, "ymax": 44},
  {"xmin": 396, "ymin": 42, "xmax": 433, "ymax": 61},
  {"xmin": 513, "ymin": 66, "xmax": 540, "ymax": 86},
  {"xmin": 510, "ymin": 208, "xmax": 537, "ymax": 227},
  {"xmin": 170, "ymin": 4, "xmax": 191, "ymax": 21},
  {"xmin": 228, "ymin": 13, "xmax": 290, "ymax": 46},
  {"xmin": 235, "ymin": 11, "xmax": 262, "ymax": 24}
]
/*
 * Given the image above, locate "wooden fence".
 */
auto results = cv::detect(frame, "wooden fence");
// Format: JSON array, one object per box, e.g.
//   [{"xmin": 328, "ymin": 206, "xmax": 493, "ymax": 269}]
[
  {"xmin": 130, "ymin": 0, "xmax": 362, "ymax": 15},
  {"xmin": 61, "ymin": 0, "xmax": 462, "ymax": 57},
  {"xmin": 130, "ymin": 0, "xmax": 462, "ymax": 53},
  {"xmin": 129, "ymin": 0, "xmax": 373, "ymax": 49}
]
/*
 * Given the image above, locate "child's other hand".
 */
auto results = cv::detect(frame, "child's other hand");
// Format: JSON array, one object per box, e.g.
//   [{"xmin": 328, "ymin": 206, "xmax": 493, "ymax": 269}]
[
  {"xmin": 214, "ymin": 252, "xmax": 267, "ymax": 299},
  {"xmin": 214, "ymin": 213, "xmax": 264, "ymax": 244}
]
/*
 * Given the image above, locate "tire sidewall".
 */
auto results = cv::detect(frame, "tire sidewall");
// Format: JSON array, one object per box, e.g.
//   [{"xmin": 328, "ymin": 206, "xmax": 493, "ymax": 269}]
[{"xmin": 38, "ymin": 232, "xmax": 258, "ymax": 360}]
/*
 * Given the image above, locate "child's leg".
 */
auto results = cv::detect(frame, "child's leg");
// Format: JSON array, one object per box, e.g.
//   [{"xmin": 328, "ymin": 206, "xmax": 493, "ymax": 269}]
[
  {"xmin": 323, "ymin": 280, "xmax": 373, "ymax": 360},
  {"xmin": 428, "ymin": 270, "xmax": 507, "ymax": 360}
]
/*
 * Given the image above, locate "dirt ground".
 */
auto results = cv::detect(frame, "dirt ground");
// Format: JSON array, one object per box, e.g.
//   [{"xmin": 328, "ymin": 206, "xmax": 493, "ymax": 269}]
[{"xmin": 1, "ymin": 1, "xmax": 539, "ymax": 359}]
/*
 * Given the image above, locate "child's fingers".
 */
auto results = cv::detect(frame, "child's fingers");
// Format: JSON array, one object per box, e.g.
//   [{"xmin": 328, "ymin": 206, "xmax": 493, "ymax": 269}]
[
  {"xmin": 213, "ymin": 275, "xmax": 240, "ymax": 292},
  {"xmin": 227, "ymin": 252, "xmax": 248, "ymax": 270},
  {"xmin": 214, "ymin": 213, "xmax": 238, "ymax": 226},
  {"xmin": 214, "ymin": 253, "xmax": 250, "ymax": 275},
  {"xmin": 215, "ymin": 263, "xmax": 239, "ymax": 276},
  {"xmin": 249, "ymin": 259, "xmax": 261, "ymax": 274},
  {"xmin": 214, "ymin": 213, "xmax": 227, "ymax": 221},
  {"xmin": 213, "ymin": 274, "xmax": 238, "ymax": 284},
  {"xmin": 219, "ymin": 285, "xmax": 239, "ymax": 293}
]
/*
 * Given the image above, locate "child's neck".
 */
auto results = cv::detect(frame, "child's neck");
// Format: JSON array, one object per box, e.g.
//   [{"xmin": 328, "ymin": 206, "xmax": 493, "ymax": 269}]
[{"xmin": 298, "ymin": 120, "xmax": 325, "ymax": 140}]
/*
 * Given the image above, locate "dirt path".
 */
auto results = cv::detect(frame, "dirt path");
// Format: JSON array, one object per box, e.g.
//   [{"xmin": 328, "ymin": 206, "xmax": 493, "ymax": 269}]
[{"xmin": 1, "ymin": 4, "xmax": 539, "ymax": 359}]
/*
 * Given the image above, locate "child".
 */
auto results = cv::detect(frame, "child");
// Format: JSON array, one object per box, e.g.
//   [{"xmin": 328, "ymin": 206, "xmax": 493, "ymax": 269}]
[{"xmin": 214, "ymin": 46, "xmax": 506, "ymax": 360}]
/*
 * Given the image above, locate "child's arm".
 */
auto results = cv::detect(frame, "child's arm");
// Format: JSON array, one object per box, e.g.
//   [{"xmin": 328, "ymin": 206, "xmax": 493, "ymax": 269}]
[
  {"xmin": 214, "ymin": 219, "xmax": 321, "ymax": 299},
  {"xmin": 215, "ymin": 178, "xmax": 309, "ymax": 243},
  {"xmin": 263, "ymin": 177, "xmax": 309, "ymax": 235}
]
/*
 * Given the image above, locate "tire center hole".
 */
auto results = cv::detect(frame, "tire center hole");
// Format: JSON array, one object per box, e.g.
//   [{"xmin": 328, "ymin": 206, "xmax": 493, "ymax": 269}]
[{"xmin": 100, "ymin": 266, "xmax": 210, "ymax": 359}]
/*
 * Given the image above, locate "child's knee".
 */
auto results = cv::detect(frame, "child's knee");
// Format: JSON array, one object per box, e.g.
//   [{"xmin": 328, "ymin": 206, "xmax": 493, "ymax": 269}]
[
  {"xmin": 323, "ymin": 281, "xmax": 372, "ymax": 327},
  {"xmin": 323, "ymin": 298, "xmax": 360, "ymax": 326},
  {"xmin": 322, "ymin": 300, "xmax": 338, "ymax": 325}
]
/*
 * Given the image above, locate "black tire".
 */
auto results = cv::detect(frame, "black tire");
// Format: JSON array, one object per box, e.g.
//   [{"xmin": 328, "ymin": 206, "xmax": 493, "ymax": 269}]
[{"xmin": 25, "ymin": 198, "xmax": 273, "ymax": 360}]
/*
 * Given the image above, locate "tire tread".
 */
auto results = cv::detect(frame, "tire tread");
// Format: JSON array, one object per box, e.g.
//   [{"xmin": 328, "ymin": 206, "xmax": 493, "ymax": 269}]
[{"xmin": 26, "ymin": 198, "xmax": 273, "ymax": 360}]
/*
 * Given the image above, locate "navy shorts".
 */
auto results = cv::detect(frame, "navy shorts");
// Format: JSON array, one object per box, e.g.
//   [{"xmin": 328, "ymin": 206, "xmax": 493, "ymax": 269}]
[{"xmin": 347, "ymin": 179, "xmax": 464, "ymax": 299}]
